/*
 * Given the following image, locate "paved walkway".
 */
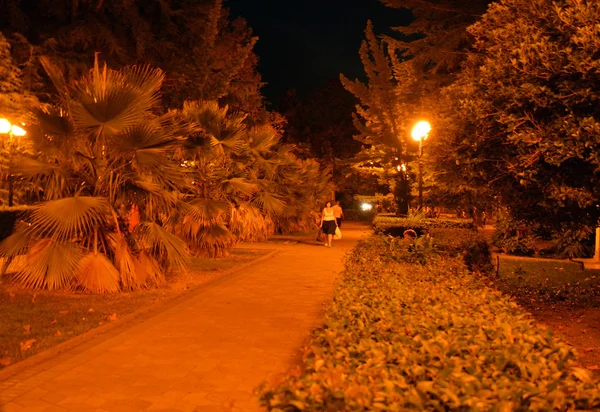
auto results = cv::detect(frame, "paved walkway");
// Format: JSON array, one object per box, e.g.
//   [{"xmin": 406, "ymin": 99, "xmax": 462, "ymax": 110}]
[{"xmin": 0, "ymin": 222, "xmax": 370, "ymax": 412}]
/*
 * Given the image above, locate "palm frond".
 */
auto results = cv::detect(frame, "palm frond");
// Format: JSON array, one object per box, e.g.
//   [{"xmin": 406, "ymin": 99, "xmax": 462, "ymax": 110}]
[
  {"xmin": 73, "ymin": 252, "xmax": 120, "ymax": 293},
  {"xmin": 252, "ymin": 192, "xmax": 286, "ymax": 215},
  {"xmin": 135, "ymin": 222, "xmax": 190, "ymax": 270},
  {"xmin": 109, "ymin": 233, "xmax": 139, "ymax": 290},
  {"xmin": 12, "ymin": 239, "xmax": 82, "ymax": 290},
  {"xmin": 135, "ymin": 251, "xmax": 165, "ymax": 287},
  {"xmin": 10, "ymin": 157, "xmax": 58, "ymax": 177},
  {"xmin": 248, "ymin": 125, "xmax": 280, "ymax": 154},
  {"xmin": 39, "ymin": 55, "xmax": 68, "ymax": 95},
  {"xmin": 29, "ymin": 197, "xmax": 110, "ymax": 240},
  {"xmin": 186, "ymin": 199, "xmax": 231, "ymax": 224},
  {"xmin": 70, "ymin": 58, "xmax": 164, "ymax": 137},
  {"xmin": 194, "ymin": 223, "xmax": 235, "ymax": 257},
  {"xmin": 223, "ymin": 178, "xmax": 259, "ymax": 196}
]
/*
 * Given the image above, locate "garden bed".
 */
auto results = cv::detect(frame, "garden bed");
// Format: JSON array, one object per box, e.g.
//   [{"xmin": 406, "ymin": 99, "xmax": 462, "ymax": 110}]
[{"xmin": 260, "ymin": 235, "xmax": 600, "ymax": 410}]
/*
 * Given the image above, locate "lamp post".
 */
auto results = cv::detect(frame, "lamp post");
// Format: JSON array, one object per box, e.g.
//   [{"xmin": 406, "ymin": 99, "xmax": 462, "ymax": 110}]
[
  {"xmin": 411, "ymin": 121, "xmax": 431, "ymax": 211},
  {"xmin": 0, "ymin": 118, "xmax": 27, "ymax": 206}
]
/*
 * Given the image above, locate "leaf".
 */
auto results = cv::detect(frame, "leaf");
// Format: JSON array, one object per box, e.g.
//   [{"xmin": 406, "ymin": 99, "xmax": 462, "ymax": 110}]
[
  {"xmin": 13, "ymin": 239, "xmax": 83, "ymax": 290},
  {"xmin": 20, "ymin": 339, "xmax": 36, "ymax": 352},
  {"xmin": 107, "ymin": 313, "xmax": 118, "ymax": 322},
  {"xmin": 74, "ymin": 252, "xmax": 120, "ymax": 293},
  {"xmin": 59, "ymin": 311, "xmax": 69, "ymax": 315},
  {"xmin": 572, "ymin": 367, "xmax": 592, "ymax": 383},
  {"xmin": 54, "ymin": 330, "xmax": 62, "ymax": 337},
  {"xmin": 135, "ymin": 222, "xmax": 190, "ymax": 270},
  {"xmin": 23, "ymin": 325, "xmax": 31, "ymax": 335},
  {"xmin": 29, "ymin": 197, "xmax": 110, "ymax": 240}
]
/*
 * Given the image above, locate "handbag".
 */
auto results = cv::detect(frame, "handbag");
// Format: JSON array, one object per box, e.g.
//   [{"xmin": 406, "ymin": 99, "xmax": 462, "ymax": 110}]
[
  {"xmin": 334, "ymin": 227, "xmax": 342, "ymax": 240},
  {"xmin": 316, "ymin": 228, "xmax": 325, "ymax": 241}
]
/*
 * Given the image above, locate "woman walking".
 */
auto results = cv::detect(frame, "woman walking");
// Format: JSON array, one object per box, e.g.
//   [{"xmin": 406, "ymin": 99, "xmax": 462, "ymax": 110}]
[{"xmin": 320, "ymin": 201, "xmax": 338, "ymax": 247}]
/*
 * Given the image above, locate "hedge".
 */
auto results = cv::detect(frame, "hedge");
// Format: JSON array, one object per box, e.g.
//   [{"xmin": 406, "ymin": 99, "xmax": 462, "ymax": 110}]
[
  {"xmin": 373, "ymin": 216, "xmax": 475, "ymax": 237},
  {"xmin": 0, "ymin": 206, "xmax": 35, "ymax": 242},
  {"xmin": 259, "ymin": 235, "xmax": 600, "ymax": 410}
]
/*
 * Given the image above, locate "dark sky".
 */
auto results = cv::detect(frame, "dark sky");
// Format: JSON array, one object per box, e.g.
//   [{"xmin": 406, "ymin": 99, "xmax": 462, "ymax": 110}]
[{"xmin": 227, "ymin": 0, "xmax": 412, "ymax": 107}]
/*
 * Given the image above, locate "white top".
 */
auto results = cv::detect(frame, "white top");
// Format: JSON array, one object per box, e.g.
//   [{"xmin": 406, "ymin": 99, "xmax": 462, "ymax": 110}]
[{"xmin": 322, "ymin": 207, "xmax": 335, "ymax": 221}]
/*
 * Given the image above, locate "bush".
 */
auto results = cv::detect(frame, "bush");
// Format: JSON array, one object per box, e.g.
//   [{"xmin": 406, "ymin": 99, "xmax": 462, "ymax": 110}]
[
  {"xmin": 373, "ymin": 215, "xmax": 475, "ymax": 237},
  {"xmin": 493, "ymin": 214, "xmax": 537, "ymax": 256},
  {"xmin": 431, "ymin": 228, "xmax": 492, "ymax": 273},
  {"xmin": 259, "ymin": 235, "xmax": 600, "ymax": 410},
  {"xmin": 0, "ymin": 206, "xmax": 34, "ymax": 242}
]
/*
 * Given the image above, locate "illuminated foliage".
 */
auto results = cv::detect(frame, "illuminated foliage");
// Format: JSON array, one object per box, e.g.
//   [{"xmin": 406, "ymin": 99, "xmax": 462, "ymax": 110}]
[{"xmin": 436, "ymin": 0, "xmax": 600, "ymax": 229}]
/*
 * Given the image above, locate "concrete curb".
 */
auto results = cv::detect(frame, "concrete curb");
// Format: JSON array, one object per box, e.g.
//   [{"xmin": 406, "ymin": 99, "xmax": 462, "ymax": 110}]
[{"xmin": 0, "ymin": 248, "xmax": 280, "ymax": 383}]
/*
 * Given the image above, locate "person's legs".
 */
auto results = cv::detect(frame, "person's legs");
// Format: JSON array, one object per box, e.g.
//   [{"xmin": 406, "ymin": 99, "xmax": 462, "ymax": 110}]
[
  {"xmin": 336, "ymin": 218, "xmax": 342, "ymax": 228},
  {"xmin": 327, "ymin": 233, "xmax": 333, "ymax": 247}
]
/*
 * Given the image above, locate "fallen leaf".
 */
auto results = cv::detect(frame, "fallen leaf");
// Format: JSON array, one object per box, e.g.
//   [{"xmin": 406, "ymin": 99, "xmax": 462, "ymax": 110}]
[
  {"xmin": 9, "ymin": 292, "xmax": 15, "ymax": 300},
  {"xmin": 54, "ymin": 330, "xmax": 62, "ymax": 337},
  {"xmin": 588, "ymin": 365, "xmax": 600, "ymax": 371},
  {"xmin": 51, "ymin": 319, "xmax": 57, "ymax": 325},
  {"xmin": 0, "ymin": 356, "xmax": 11, "ymax": 367},
  {"xmin": 59, "ymin": 310, "xmax": 69, "ymax": 315},
  {"xmin": 31, "ymin": 293, "xmax": 36, "ymax": 303},
  {"xmin": 88, "ymin": 308, "xmax": 95, "ymax": 313},
  {"xmin": 20, "ymin": 339, "xmax": 36, "ymax": 352},
  {"xmin": 23, "ymin": 325, "xmax": 31, "ymax": 335},
  {"xmin": 107, "ymin": 313, "xmax": 118, "ymax": 322}
]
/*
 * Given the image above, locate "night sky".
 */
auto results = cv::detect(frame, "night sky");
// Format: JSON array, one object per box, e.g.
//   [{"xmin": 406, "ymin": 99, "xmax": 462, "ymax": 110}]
[{"xmin": 227, "ymin": 0, "xmax": 412, "ymax": 106}]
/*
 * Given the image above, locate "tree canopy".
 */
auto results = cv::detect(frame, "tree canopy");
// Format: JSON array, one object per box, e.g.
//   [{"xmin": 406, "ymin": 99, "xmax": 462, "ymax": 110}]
[
  {"xmin": 434, "ymin": 0, "xmax": 600, "ymax": 228},
  {"xmin": 0, "ymin": 0, "xmax": 263, "ymax": 113}
]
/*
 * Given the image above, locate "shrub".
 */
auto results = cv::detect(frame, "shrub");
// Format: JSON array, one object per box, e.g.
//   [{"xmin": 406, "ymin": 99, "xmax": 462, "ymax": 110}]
[
  {"xmin": 431, "ymin": 228, "xmax": 492, "ymax": 273},
  {"xmin": 260, "ymin": 235, "xmax": 600, "ymax": 410},
  {"xmin": 373, "ymin": 215, "xmax": 475, "ymax": 237},
  {"xmin": 492, "ymin": 214, "xmax": 537, "ymax": 256},
  {"xmin": 552, "ymin": 224, "xmax": 594, "ymax": 259}
]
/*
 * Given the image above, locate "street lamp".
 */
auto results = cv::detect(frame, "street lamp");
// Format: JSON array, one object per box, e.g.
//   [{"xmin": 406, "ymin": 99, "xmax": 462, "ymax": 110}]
[
  {"xmin": 0, "ymin": 118, "xmax": 27, "ymax": 206},
  {"xmin": 411, "ymin": 121, "xmax": 431, "ymax": 210}
]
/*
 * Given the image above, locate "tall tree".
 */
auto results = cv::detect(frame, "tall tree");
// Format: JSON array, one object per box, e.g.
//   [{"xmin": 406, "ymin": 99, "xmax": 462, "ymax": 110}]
[
  {"xmin": 380, "ymin": 0, "xmax": 491, "ymax": 88},
  {"xmin": 0, "ymin": 32, "xmax": 37, "ymax": 123},
  {"xmin": 341, "ymin": 21, "xmax": 422, "ymax": 214},
  {"xmin": 437, "ymin": 0, "xmax": 600, "ymax": 229},
  {"xmin": 0, "ymin": 0, "xmax": 263, "ymax": 112}
]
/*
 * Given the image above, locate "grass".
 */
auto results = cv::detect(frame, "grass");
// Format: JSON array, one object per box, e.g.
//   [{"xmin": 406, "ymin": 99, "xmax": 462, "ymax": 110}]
[
  {"xmin": 494, "ymin": 256, "xmax": 600, "ymax": 306},
  {"xmin": 0, "ymin": 248, "xmax": 272, "ymax": 369}
]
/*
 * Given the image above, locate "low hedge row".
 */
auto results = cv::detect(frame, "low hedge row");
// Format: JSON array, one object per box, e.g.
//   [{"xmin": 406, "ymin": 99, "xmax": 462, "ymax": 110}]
[
  {"xmin": 260, "ymin": 235, "xmax": 600, "ymax": 410},
  {"xmin": 373, "ymin": 216, "xmax": 475, "ymax": 237}
]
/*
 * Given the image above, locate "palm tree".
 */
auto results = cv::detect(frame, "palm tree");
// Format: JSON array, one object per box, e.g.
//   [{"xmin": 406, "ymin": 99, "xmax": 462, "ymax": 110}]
[{"xmin": 0, "ymin": 57, "xmax": 191, "ymax": 292}]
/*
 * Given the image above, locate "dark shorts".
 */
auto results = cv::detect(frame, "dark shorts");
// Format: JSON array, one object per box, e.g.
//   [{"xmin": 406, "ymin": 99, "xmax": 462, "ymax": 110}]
[{"xmin": 322, "ymin": 220, "xmax": 337, "ymax": 235}]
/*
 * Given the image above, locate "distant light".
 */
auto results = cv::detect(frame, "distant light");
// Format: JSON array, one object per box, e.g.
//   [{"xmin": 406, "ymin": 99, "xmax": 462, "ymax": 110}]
[
  {"xmin": 11, "ymin": 125, "xmax": 26, "ymax": 136},
  {"xmin": 361, "ymin": 203, "xmax": 372, "ymax": 211},
  {"xmin": 0, "ymin": 119, "xmax": 11, "ymax": 134},
  {"xmin": 411, "ymin": 121, "xmax": 431, "ymax": 142}
]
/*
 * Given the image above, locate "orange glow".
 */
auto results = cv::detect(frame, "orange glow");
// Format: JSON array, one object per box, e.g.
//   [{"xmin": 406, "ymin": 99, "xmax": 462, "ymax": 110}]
[{"xmin": 411, "ymin": 121, "xmax": 431, "ymax": 142}]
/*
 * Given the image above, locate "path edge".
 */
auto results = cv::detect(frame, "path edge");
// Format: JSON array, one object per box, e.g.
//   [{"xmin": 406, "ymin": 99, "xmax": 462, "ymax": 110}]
[{"xmin": 0, "ymin": 248, "xmax": 280, "ymax": 383}]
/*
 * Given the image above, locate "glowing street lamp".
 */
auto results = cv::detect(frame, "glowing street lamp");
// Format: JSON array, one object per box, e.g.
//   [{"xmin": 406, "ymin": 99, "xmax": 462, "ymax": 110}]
[
  {"xmin": 411, "ymin": 121, "xmax": 431, "ymax": 210},
  {"xmin": 0, "ymin": 118, "xmax": 27, "ymax": 206}
]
